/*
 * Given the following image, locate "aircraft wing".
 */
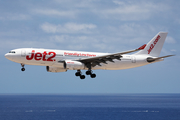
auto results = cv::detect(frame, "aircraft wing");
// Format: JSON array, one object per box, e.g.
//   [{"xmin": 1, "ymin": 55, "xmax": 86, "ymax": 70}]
[{"xmin": 77, "ymin": 44, "xmax": 146, "ymax": 67}]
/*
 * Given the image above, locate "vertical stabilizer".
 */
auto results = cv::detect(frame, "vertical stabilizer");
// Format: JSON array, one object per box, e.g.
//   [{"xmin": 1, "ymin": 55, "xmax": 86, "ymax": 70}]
[{"xmin": 135, "ymin": 32, "xmax": 168, "ymax": 57}]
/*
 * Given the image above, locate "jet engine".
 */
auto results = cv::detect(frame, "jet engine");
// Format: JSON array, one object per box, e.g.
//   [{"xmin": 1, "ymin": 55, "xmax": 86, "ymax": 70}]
[
  {"xmin": 64, "ymin": 60, "xmax": 85, "ymax": 70},
  {"xmin": 46, "ymin": 66, "xmax": 67, "ymax": 73}
]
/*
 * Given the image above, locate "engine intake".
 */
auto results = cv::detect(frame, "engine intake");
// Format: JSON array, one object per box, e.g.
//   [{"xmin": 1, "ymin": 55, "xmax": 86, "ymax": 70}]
[{"xmin": 64, "ymin": 60, "xmax": 85, "ymax": 70}]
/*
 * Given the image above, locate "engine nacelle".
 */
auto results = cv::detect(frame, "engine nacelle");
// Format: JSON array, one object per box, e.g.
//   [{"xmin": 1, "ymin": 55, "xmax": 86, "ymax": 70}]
[
  {"xmin": 46, "ymin": 66, "xmax": 67, "ymax": 73},
  {"xmin": 64, "ymin": 60, "xmax": 85, "ymax": 70}
]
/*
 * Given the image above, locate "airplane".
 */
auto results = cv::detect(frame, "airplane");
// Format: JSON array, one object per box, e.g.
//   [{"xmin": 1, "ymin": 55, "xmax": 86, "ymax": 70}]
[{"xmin": 5, "ymin": 32, "xmax": 174, "ymax": 79}]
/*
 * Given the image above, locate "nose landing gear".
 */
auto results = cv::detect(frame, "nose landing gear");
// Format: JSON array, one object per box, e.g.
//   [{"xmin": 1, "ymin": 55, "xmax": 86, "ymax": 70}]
[{"xmin": 21, "ymin": 64, "xmax": 25, "ymax": 71}]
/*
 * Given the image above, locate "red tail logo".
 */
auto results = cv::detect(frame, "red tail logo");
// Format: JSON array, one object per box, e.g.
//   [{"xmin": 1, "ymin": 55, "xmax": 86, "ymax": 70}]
[{"xmin": 147, "ymin": 35, "xmax": 161, "ymax": 54}]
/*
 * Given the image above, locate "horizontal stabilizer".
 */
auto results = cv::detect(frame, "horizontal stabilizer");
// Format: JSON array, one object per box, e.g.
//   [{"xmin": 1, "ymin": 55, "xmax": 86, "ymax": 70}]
[{"xmin": 147, "ymin": 55, "xmax": 175, "ymax": 63}]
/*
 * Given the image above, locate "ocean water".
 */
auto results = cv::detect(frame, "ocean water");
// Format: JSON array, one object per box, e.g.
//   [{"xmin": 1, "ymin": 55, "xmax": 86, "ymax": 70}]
[{"xmin": 0, "ymin": 94, "xmax": 180, "ymax": 120}]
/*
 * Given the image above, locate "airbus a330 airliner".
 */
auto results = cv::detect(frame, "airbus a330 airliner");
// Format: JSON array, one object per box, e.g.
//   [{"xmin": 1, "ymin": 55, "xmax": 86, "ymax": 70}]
[{"xmin": 5, "ymin": 32, "xmax": 174, "ymax": 79}]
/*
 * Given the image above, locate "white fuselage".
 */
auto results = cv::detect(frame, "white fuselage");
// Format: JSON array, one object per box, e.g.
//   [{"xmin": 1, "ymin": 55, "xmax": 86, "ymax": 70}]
[
  {"xmin": 4, "ymin": 32, "xmax": 170, "ymax": 79},
  {"xmin": 5, "ymin": 48, "xmax": 160, "ymax": 70}
]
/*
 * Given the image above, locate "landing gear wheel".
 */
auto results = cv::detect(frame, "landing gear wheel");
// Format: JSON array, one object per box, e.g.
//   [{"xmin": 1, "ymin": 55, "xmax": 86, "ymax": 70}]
[
  {"xmin": 21, "ymin": 68, "xmax": 25, "ymax": 71},
  {"xmin": 80, "ymin": 75, "xmax": 85, "ymax": 79},
  {"xmin": 86, "ymin": 69, "xmax": 96, "ymax": 78},
  {"xmin": 75, "ymin": 72, "xmax": 81, "ymax": 76},
  {"xmin": 91, "ymin": 74, "xmax": 96, "ymax": 78},
  {"xmin": 21, "ymin": 64, "xmax": 25, "ymax": 72},
  {"xmin": 86, "ymin": 70, "xmax": 91, "ymax": 75},
  {"xmin": 75, "ymin": 70, "xmax": 86, "ymax": 79}
]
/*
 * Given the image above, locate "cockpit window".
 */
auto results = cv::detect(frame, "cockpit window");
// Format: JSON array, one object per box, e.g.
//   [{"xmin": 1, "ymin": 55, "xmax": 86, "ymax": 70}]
[{"xmin": 9, "ymin": 51, "xmax": 16, "ymax": 53}]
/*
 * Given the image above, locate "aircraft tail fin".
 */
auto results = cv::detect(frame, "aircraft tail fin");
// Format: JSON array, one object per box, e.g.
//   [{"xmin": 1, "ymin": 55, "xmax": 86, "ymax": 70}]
[{"xmin": 135, "ymin": 32, "xmax": 168, "ymax": 57}]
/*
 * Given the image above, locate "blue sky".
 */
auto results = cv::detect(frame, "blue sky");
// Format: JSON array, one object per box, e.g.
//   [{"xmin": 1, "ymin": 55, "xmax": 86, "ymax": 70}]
[{"xmin": 0, "ymin": 0, "xmax": 179, "ymax": 94}]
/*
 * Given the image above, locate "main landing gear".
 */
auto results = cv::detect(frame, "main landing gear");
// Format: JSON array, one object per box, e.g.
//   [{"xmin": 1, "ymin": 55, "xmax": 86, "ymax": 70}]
[
  {"xmin": 86, "ymin": 70, "xmax": 96, "ymax": 78},
  {"xmin": 75, "ymin": 70, "xmax": 85, "ymax": 79},
  {"xmin": 75, "ymin": 70, "xmax": 96, "ymax": 79},
  {"xmin": 21, "ymin": 64, "xmax": 25, "ymax": 71}
]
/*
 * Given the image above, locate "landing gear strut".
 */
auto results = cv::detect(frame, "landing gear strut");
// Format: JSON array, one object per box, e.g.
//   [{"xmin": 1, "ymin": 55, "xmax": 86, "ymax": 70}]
[
  {"xmin": 21, "ymin": 64, "xmax": 25, "ymax": 71},
  {"xmin": 75, "ymin": 70, "xmax": 85, "ymax": 79}
]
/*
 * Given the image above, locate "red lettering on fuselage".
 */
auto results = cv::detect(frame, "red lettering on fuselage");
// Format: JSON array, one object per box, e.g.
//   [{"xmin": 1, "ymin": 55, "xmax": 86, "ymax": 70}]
[
  {"xmin": 64, "ymin": 52, "xmax": 96, "ymax": 57},
  {"xmin": 42, "ymin": 51, "xmax": 47, "ymax": 61},
  {"xmin": 26, "ymin": 50, "xmax": 56, "ymax": 61},
  {"xmin": 47, "ymin": 52, "xmax": 56, "ymax": 61},
  {"xmin": 26, "ymin": 50, "xmax": 35, "ymax": 60},
  {"xmin": 34, "ymin": 52, "xmax": 42, "ymax": 61}
]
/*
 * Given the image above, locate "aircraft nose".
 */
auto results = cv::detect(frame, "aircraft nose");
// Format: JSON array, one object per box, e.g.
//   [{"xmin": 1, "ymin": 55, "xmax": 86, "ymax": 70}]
[
  {"xmin": 5, "ymin": 53, "xmax": 8, "ymax": 58},
  {"xmin": 5, "ymin": 53, "xmax": 11, "ymax": 60}
]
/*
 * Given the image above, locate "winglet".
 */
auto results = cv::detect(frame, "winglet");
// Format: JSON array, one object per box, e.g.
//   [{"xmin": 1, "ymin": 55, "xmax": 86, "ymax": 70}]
[{"xmin": 137, "ymin": 44, "xmax": 146, "ymax": 50}]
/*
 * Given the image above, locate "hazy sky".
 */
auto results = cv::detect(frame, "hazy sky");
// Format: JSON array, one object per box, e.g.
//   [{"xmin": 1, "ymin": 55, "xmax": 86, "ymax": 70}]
[{"xmin": 0, "ymin": 0, "xmax": 179, "ymax": 94}]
